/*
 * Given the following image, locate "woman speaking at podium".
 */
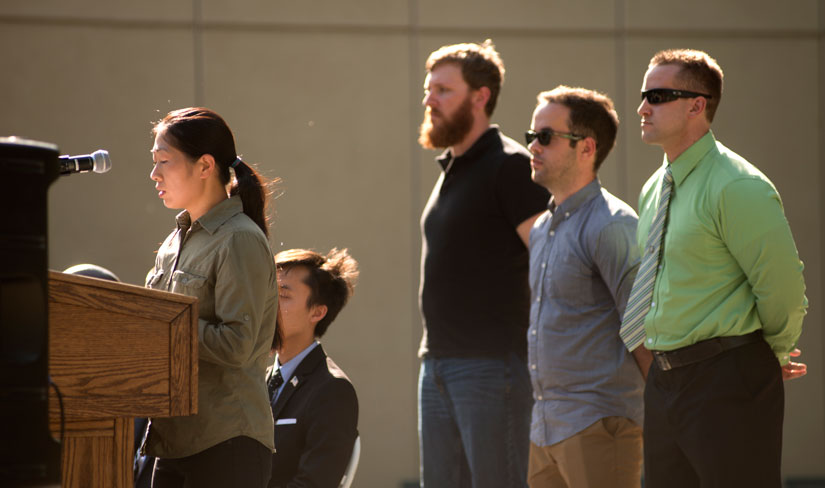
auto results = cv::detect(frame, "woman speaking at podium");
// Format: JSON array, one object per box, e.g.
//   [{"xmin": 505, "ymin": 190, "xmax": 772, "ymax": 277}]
[{"xmin": 143, "ymin": 107, "xmax": 278, "ymax": 487}]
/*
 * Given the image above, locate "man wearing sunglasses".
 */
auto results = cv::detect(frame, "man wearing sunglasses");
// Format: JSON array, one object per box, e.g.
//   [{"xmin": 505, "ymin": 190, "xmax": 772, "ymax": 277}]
[
  {"xmin": 525, "ymin": 86, "xmax": 648, "ymax": 488},
  {"xmin": 624, "ymin": 49, "xmax": 808, "ymax": 487},
  {"xmin": 417, "ymin": 40, "xmax": 549, "ymax": 488}
]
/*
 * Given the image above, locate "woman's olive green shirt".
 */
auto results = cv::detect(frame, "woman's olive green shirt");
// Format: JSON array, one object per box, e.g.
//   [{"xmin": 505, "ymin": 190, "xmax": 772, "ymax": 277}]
[{"xmin": 145, "ymin": 196, "xmax": 277, "ymax": 458}]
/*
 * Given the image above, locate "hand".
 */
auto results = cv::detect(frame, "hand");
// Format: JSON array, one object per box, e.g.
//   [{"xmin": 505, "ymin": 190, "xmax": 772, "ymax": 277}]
[
  {"xmin": 631, "ymin": 345, "xmax": 653, "ymax": 381},
  {"xmin": 781, "ymin": 348, "xmax": 807, "ymax": 381}
]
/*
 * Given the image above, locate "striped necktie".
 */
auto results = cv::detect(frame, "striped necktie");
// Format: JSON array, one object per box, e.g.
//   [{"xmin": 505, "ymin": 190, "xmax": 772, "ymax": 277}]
[{"xmin": 620, "ymin": 165, "xmax": 674, "ymax": 351}]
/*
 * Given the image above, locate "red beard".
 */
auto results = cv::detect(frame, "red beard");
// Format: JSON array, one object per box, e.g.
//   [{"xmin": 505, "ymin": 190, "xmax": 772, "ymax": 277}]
[{"xmin": 418, "ymin": 96, "xmax": 474, "ymax": 149}]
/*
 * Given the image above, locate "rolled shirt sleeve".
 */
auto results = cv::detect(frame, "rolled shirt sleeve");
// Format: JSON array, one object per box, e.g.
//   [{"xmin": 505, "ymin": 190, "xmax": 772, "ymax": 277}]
[{"xmin": 199, "ymin": 230, "xmax": 278, "ymax": 367}]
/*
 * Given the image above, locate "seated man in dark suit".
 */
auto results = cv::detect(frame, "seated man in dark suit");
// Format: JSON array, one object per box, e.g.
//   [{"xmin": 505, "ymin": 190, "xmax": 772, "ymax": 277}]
[{"xmin": 267, "ymin": 248, "xmax": 360, "ymax": 488}]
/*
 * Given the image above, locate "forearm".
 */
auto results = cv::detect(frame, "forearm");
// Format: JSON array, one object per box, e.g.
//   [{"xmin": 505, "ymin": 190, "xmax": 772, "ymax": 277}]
[
  {"xmin": 199, "ymin": 232, "xmax": 277, "ymax": 366},
  {"xmin": 631, "ymin": 345, "xmax": 653, "ymax": 380}
]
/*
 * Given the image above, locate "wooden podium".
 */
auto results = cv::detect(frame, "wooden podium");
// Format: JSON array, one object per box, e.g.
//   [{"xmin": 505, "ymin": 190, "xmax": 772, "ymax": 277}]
[{"xmin": 47, "ymin": 271, "xmax": 198, "ymax": 488}]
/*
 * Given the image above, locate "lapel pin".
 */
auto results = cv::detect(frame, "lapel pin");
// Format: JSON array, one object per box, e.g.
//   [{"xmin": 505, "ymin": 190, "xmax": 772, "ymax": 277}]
[{"xmin": 291, "ymin": 377, "xmax": 299, "ymax": 387}]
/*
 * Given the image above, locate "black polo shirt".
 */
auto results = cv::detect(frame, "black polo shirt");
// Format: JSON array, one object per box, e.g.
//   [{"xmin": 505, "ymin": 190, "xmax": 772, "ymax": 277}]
[{"xmin": 419, "ymin": 127, "xmax": 550, "ymax": 359}]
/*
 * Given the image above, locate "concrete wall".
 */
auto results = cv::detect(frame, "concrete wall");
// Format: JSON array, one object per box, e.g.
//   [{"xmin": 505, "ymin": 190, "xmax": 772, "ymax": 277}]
[{"xmin": 1, "ymin": 1, "xmax": 823, "ymax": 485}]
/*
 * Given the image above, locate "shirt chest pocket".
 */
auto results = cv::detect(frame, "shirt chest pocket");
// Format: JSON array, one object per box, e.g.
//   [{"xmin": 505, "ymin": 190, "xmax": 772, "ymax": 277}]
[
  {"xmin": 146, "ymin": 269, "xmax": 165, "ymax": 289},
  {"xmin": 170, "ymin": 270, "xmax": 209, "ymax": 298},
  {"xmin": 547, "ymin": 252, "xmax": 594, "ymax": 305}
]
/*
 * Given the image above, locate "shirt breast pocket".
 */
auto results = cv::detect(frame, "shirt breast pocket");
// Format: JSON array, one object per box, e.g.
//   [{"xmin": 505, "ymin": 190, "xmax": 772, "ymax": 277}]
[
  {"xmin": 170, "ymin": 270, "xmax": 208, "ymax": 297},
  {"xmin": 146, "ymin": 269, "xmax": 164, "ymax": 288},
  {"xmin": 548, "ymin": 253, "xmax": 593, "ymax": 307}
]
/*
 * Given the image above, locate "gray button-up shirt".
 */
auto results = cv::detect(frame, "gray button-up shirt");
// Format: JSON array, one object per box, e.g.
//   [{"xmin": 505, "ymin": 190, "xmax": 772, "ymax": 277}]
[{"xmin": 528, "ymin": 179, "xmax": 645, "ymax": 446}]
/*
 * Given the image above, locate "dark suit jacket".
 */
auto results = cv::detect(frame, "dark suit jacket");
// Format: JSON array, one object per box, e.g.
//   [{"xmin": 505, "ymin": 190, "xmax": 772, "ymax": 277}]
[{"xmin": 268, "ymin": 344, "xmax": 359, "ymax": 488}]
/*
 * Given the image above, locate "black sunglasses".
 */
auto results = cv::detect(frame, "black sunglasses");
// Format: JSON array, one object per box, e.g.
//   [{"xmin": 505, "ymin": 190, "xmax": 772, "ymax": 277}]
[
  {"xmin": 641, "ymin": 88, "xmax": 713, "ymax": 105},
  {"xmin": 525, "ymin": 128, "xmax": 584, "ymax": 146}
]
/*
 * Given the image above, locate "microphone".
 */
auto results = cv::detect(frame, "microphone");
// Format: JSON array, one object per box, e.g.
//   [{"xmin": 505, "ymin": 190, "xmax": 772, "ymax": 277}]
[{"xmin": 58, "ymin": 149, "xmax": 111, "ymax": 175}]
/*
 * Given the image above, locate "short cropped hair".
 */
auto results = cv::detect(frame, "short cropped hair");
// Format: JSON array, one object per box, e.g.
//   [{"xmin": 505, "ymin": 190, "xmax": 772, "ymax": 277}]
[
  {"xmin": 275, "ymin": 248, "xmax": 359, "ymax": 341},
  {"xmin": 537, "ymin": 86, "xmax": 619, "ymax": 171},
  {"xmin": 649, "ymin": 49, "xmax": 724, "ymax": 122},
  {"xmin": 425, "ymin": 39, "xmax": 505, "ymax": 117}
]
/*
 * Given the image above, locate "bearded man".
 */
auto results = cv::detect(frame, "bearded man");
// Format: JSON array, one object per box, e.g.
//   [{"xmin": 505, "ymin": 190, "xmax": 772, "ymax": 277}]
[{"xmin": 417, "ymin": 40, "xmax": 549, "ymax": 488}]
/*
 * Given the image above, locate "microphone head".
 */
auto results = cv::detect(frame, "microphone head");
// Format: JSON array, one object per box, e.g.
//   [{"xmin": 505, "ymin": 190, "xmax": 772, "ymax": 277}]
[{"xmin": 91, "ymin": 149, "xmax": 112, "ymax": 173}]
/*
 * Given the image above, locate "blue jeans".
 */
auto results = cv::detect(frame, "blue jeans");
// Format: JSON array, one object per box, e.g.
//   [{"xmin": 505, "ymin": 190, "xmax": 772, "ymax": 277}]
[{"xmin": 418, "ymin": 354, "xmax": 532, "ymax": 488}]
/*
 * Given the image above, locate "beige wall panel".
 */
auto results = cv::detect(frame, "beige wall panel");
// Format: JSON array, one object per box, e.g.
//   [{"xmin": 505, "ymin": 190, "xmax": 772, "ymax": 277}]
[
  {"xmin": 201, "ymin": 0, "xmax": 408, "ymax": 26},
  {"xmin": 200, "ymin": 30, "xmax": 420, "ymax": 486},
  {"xmin": 0, "ymin": 22, "xmax": 196, "ymax": 286},
  {"xmin": 417, "ymin": 0, "xmax": 615, "ymax": 30},
  {"xmin": 0, "ymin": 1, "xmax": 191, "ymax": 21},
  {"xmin": 625, "ymin": 0, "xmax": 820, "ymax": 30},
  {"xmin": 625, "ymin": 38, "xmax": 825, "ymax": 476},
  {"xmin": 412, "ymin": 37, "xmax": 446, "ymax": 219}
]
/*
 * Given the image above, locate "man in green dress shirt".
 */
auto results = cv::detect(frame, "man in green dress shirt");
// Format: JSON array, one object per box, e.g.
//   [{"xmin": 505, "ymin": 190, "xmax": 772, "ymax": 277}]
[{"xmin": 628, "ymin": 49, "xmax": 808, "ymax": 487}]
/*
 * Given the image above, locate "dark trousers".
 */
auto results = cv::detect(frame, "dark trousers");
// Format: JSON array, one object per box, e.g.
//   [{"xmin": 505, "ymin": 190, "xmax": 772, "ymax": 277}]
[
  {"xmin": 644, "ymin": 339, "xmax": 784, "ymax": 488},
  {"xmin": 151, "ymin": 435, "xmax": 272, "ymax": 488}
]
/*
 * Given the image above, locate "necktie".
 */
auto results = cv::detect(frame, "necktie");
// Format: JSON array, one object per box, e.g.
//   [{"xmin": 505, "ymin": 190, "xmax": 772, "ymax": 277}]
[
  {"xmin": 268, "ymin": 368, "xmax": 284, "ymax": 402},
  {"xmin": 620, "ymin": 165, "xmax": 674, "ymax": 351}
]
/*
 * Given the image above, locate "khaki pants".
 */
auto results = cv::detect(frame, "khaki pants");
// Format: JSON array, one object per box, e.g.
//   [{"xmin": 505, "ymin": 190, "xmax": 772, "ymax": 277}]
[{"xmin": 527, "ymin": 416, "xmax": 642, "ymax": 488}]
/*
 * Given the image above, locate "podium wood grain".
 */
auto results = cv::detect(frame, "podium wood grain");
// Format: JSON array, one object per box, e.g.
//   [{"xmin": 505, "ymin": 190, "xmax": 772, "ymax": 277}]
[{"xmin": 48, "ymin": 271, "xmax": 198, "ymax": 488}]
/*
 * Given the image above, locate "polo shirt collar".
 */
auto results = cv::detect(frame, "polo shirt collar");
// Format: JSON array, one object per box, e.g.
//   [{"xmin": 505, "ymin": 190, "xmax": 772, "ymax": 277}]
[
  {"xmin": 175, "ymin": 195, "xmax": 244, "ymax": 235},
  {"xmin": 436, "ymin": 125, "xmax": 500, "ymax": 172},
  {"xmin": 668, "ymin": 130, "xmax": 716, "ymax": 187}
]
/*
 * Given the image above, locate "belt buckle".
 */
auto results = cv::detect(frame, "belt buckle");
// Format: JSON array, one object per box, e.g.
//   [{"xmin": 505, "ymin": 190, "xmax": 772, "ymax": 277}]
[{"xmin": 655, "ymin": 352, "xmax": 673, "ymax": 371}]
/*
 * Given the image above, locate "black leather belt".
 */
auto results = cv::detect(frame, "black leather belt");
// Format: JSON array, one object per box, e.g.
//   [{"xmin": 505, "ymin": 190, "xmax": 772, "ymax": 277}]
[{"xmin": 652, "ymin": 330, "xmax": 763, "ymax": 371}]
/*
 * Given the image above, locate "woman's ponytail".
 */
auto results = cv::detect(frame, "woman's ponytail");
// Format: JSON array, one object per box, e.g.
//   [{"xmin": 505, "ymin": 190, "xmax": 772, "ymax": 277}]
[{"xmin": 229, "ymin": 160, "xmax": 270, "ymax": 238}]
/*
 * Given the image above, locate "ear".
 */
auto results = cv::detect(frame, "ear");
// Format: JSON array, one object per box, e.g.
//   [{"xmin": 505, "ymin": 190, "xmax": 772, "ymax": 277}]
[
  {"xmin": 197, "ymin": 154, "xmax": 217, "ymax": 180},
  {"xmin": 309, "ymin": 304, "xmax": 328, "ymax": 325},
  {"xmin": 578, "ymin": 136, "xmax": 598, "ymax": 167},
  {"xmin": 687, "ymin": 96, "xmax": 707, "ymax": 119},
  {"xmin": 473, "ymin": 86, "xmax": 491, "ymax": 112}
]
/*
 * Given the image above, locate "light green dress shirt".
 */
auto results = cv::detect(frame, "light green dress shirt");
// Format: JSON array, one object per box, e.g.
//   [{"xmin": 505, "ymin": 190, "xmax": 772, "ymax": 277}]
[
  {"xmin": 145, "ymin": 195, "xmax": 278, "ymax": 457},
  {"xmin": 637, "ymin": 131, "xmax": 807, "ymax": 365}
]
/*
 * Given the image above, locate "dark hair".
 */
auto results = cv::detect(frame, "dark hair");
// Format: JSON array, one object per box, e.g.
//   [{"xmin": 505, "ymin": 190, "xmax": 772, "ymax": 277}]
[
  {"xmin": 274, "ymin": 248, "xmax": 358, "ymax": 343},
  {"xmin": 537, "ymin": 86, "xmax": 619, "ymax": 171},
  {"xmin": 152, "ymin": 107, "xmax": 271, "ymax": 237},
  {"xmin": 426, "ymin": 39, "xmax": 505, "ymax": 117},
  {"xmin": 649, "ymin": 49, "xmax": 724, "ymax": 122}
]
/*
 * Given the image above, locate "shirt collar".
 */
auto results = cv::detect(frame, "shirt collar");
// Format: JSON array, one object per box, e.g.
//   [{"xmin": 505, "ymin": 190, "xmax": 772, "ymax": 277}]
[
  {"xmin": 668, "ymin": 130, "xmax": 716, "ymax": 187},
  {"xmin": 549, "ymin": 178, "xmax": 601, "ymax": 217},
  {"xmin": 175, "ymin": 195, "xmax": 244, "ymax": 235},
  {"xmin": 436, "ymin": 125, "xmax": 500, "ymax": 172},
  {"xmin": 275, "ymin": 341, "xmax": 319, "ymax": 382}
]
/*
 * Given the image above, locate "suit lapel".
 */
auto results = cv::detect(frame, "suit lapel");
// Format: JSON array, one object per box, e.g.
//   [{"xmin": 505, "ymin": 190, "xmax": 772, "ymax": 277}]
[{"xmin": 271, "ymin": 344, "xmax": 327, "ymax": 419}]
